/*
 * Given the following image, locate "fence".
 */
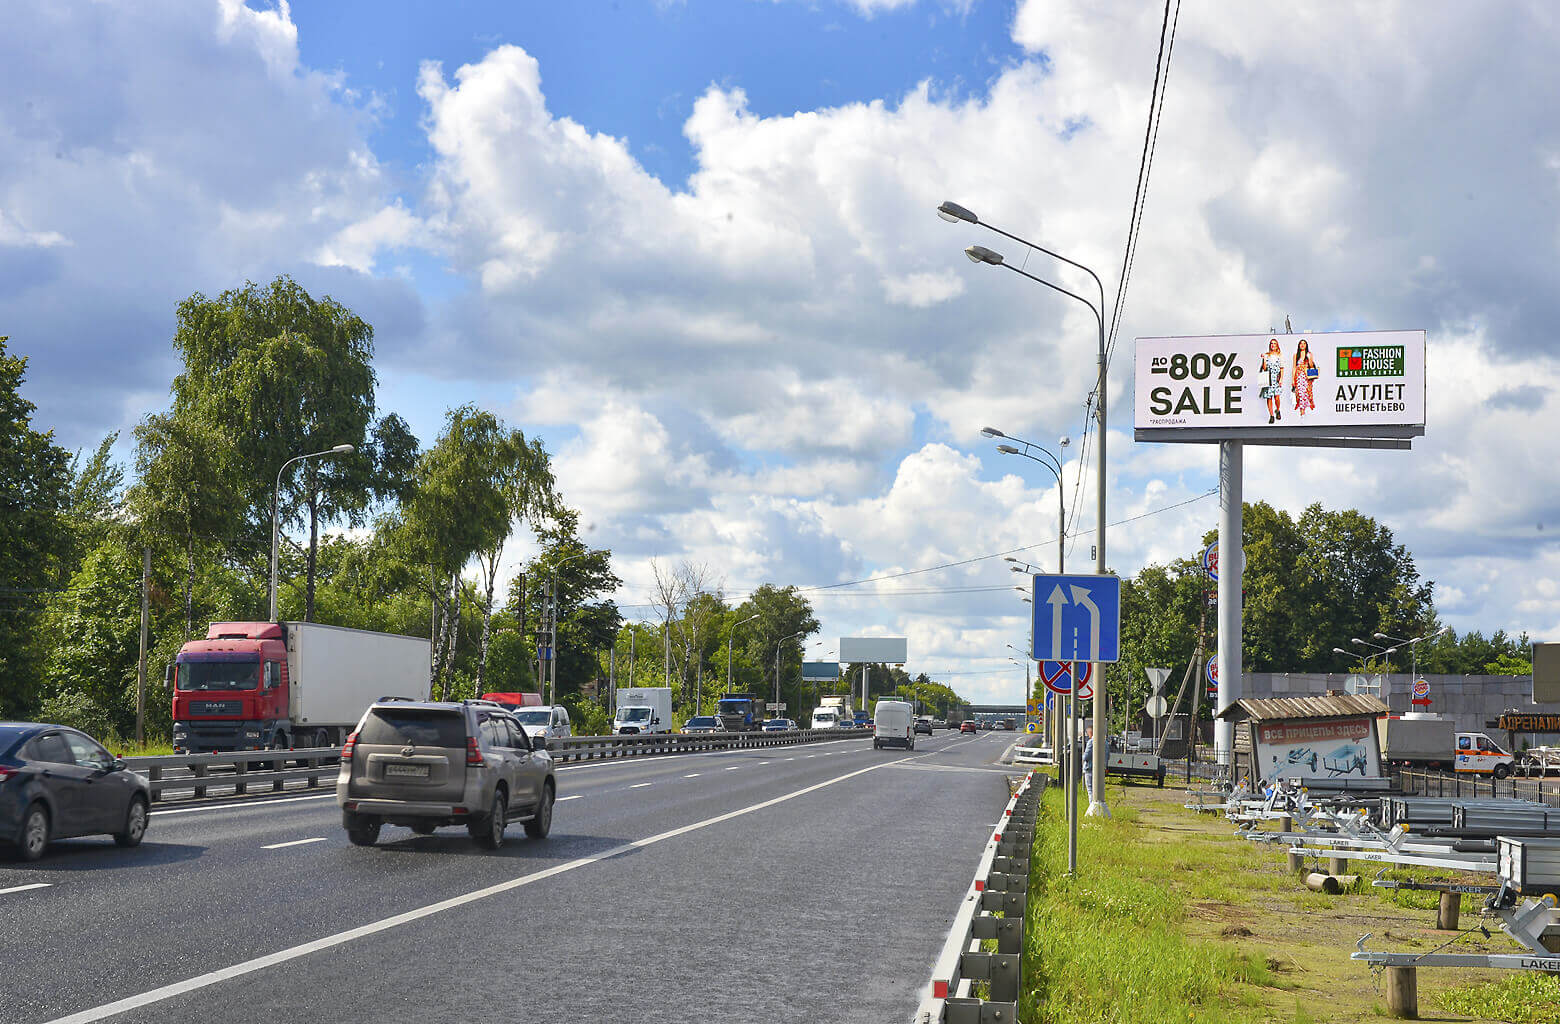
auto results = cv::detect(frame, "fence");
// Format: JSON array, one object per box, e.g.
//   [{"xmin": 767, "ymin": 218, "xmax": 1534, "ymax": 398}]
[
  {"xmin": 914, "ymin": 771, "xmax": 1045, "ymax": 1023},
  {"xmin": 1396, "ymin": 768, "xmax": 1560, "ymax": 808},
  {"xmin": 127, "ymin": 728, "xmax": 873, "ymax": 803}
]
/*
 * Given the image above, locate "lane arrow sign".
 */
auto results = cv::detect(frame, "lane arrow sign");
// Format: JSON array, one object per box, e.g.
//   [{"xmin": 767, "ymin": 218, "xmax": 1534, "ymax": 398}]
[
  {"xmin": 1046, "ymin": 584, "xmax": 1068, "ymax": 660},
  {"xmin": 1069, "ymin": 584, "xmax": 1100, "ymax": 661}
]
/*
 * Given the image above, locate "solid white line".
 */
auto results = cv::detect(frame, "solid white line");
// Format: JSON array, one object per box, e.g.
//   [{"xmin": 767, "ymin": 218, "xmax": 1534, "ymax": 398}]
[
  {"xmin": 629, "ymin": 782, "xmax": 652, "ymax": 789},
  {"xmin": 0, "ymin": 882, "xmax": 53, "ymax": 896},
  {"xmin": 260, "ymin": 837, "xmax": 328, "ymax": 850},
  {"xmin": 42, "ymin": 756, "xmax": 903, "ymax": 1024},
  {"xmin": 151, "ymin": 794, "xmax": 337, "ymax": 817}
]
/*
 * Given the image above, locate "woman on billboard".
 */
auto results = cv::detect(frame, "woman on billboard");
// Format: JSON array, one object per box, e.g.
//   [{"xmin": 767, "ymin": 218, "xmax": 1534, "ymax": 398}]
[
  {"xmin": 1259, "ymin": 338, "xmax": 1284, "ymax": 422},
  {"xmin": 1292, "ymin": 338, "xmax": 1318, "ymax": 416}
]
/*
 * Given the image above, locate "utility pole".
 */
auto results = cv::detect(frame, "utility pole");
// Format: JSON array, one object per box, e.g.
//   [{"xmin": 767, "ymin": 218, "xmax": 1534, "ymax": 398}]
[{"xmin": 136, "ymin": 545, "xmax": 150, "ymax": 746}]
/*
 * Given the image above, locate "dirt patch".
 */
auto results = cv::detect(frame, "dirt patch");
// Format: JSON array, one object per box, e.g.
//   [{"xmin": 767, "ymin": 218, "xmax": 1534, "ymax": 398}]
[{"xmin": 1223, "ymin": 924, "xmax": 1255, "ymax": 937}]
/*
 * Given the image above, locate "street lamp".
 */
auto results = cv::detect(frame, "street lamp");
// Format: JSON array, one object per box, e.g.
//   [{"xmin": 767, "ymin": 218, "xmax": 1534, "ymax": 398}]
[
  {"xmin": 270, "ymin": 444, "xmax": 355, "ymax": 621},
  {"xmin": 548, "ymin": 549, "xmax": 596, "ymax": 706},
  {"xmin": 1376, "ymin": 628, "xmax": 1449, "ymax": 686},
  {"xmin": 949, "ymin": 201, "xmax": 1109, "ymax": 819},
  {"xmin": 987, "ymin": 431, "xmax": 1070, "ymax": 574},
  {"xmin": 775, "ymin": 630, "xmax": 805, "ymax": 718},
  {"xmin": 1350, "ymin": 637, "xmax": 1399, "ymax": 673},
  {"xmin": 726, "ymin": 613, "xmax": 760, "ymax": 713}
]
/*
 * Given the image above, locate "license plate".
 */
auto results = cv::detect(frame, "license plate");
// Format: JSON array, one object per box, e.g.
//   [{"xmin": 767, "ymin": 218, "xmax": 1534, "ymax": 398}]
[{"xmin": 384, "ymin": 764, "xmax": 429, "ymax": 778}]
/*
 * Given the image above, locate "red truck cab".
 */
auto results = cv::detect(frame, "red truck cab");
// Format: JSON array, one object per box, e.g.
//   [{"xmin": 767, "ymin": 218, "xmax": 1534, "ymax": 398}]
[{"xmin": 171, "ymin": 622, "xmax": 288, "ymax": 753}]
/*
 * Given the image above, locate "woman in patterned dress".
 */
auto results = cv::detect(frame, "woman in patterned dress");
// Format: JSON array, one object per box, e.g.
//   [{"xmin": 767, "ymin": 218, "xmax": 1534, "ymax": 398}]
[
  {"xmin": 1292, "ymin": 338, "xmax": 1317, "ymax": 416},
  {"xmin": 1259, "ymin": 338, "xmax": 1284, "ymax": 423}
]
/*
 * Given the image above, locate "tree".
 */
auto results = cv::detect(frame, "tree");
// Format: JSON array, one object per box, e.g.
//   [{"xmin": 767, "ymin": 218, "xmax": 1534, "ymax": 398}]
[
  {"xmin": 734, "ymin": 584, "xmax": 820, "ymax": 709},
  {"xmin": 0, "ymin": 336, "xmax": 72, "ymax": 717},
  {"xmin": 511, "ymin": 508, "xmax": 622, "ymax": 700},
  {"xmin": 169, "ymin": 276, "xmax": 378, "ymax": 620}
]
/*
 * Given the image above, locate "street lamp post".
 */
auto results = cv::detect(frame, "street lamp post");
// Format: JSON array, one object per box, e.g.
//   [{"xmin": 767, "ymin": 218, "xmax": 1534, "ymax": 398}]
[
  {"xmin": 1350, "ymin": 637, "xmax": 1400, "ymax": 674},
  {"xmin": 726, "ymin": 613, "xmax": 760, "ymax": 715},
  {"xmin": 1376, "ymin": 628, "xmax": 1448, "ymax": 688},
  {"xmin": 946, "ymin": 201, "xmax": 1110, "ymax": 819},
  {"xmin": 270, "ymin": 444, "xmax": 355, "ymax": 622},
  {"xmin": 985, "ymin": 430, "xmax": 1070, "ymax": 574},
  {"xmin": 775, "ymin": 631, "xmax": 805, "ymax": 719}
]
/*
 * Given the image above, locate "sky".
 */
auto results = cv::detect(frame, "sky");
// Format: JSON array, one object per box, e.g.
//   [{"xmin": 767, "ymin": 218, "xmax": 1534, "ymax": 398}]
[{"xmin": 5, "ymin": 0, "xmax": 1560, "ymax": 705}]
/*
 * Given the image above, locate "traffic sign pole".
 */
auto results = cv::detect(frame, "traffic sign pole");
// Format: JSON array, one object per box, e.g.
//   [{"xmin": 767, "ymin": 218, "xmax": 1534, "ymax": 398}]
[{"xmin": 1068, "ymin": 661, "xmax": 1079, "ymax": 873}]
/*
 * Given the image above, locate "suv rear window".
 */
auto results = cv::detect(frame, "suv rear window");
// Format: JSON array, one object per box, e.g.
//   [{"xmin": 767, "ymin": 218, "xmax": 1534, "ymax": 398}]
[{"xmin": 358, "ymin": 708, "xmax": 466, "ymax": 747}]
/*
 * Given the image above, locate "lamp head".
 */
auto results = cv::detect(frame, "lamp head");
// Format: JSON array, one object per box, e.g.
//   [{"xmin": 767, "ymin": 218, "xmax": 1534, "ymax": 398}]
[
  {"xmin": 1350, "ymin": 638, "xmax": 1364, "ymax": 645},
  {"xmin": 965, "ymin": 244, "xmax": 1004, "ymax": 266},
  {"xmin": 330, "ymin": 444, "xmax": 356, "ymax": 454},
  {"xmin": 1373, "ymin": 632, "xmax": 1388, "ymax": 640},
  {"xmin": 1332, "ymin": 648, "xmax": 1348, "ymax": 655},
  {"xmin": 980, "ymin": 426, "xmax": 1006, "ymax": 438},
  {"xmin": 1059, "ymin": 435, "xmax": 1070, "ymax": 448},
  {"xmin": 937, "ymin": 201, "xmax": 978, "ymax": 224},
  {"xmin": 1003, "ymin": 556, "xmax": 1019, "ymax": 563},
  {"xmin": 995, "ymin": 444, "xmax": 1021, "ymax": 455}
]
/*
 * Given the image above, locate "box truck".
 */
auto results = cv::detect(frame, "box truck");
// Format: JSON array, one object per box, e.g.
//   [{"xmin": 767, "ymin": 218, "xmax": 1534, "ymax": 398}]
[
  {"xmin": 612, "ymin": 687, "xmax": 673, "ymax": 735},
  {"xmin": 1380, "ymin": 714, "xmax": 1516, "ymax": 777},
  {"xmin": 170, "ymin": 621, "xmax": 430, "ymax": 752}
]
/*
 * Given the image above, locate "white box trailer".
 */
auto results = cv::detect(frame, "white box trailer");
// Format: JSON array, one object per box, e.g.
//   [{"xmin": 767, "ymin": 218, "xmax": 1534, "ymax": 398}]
[{"xmin": 289, "ymin": 622, "xmax": 429, "ymax": 730}]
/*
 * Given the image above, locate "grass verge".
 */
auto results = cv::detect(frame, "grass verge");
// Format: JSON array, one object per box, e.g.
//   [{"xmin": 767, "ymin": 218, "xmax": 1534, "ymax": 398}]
[{"xmin": 1018, "ymin": 775, "xmax": 1560, "ymax": 1023}]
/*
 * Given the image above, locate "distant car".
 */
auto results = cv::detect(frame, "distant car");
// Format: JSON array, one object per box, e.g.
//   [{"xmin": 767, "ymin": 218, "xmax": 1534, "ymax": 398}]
[
  {"xmin": 1, "ymin": 722, "xmax": 151, "ymax": 862},
  {"xmin": 932, "ymin": 719, "xmax": 948, "ymax": 730},
  {"xmin": 761, "ymin": 719, "xmax": 796, "ymax": 732},
  {"xmin": 959, "ymin": 720, "xmax": 978, "ymax": 734},
  {"xmin": 681, "ymin": 716, "xmax": 721, "ymax": 734},
  {"xmin": 511, "ymin": 705, "xmax": 572, "ymax": 742},
  {"xmin": 914, "ymin": 717, "xmax": 934, "ymax": 736},
  {"xmin": 852, "ymin": 712, "xmax": 870, "ymax": 729}
]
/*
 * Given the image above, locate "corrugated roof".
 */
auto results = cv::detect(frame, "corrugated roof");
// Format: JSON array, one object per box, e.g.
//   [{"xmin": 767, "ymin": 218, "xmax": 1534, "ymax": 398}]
[{"xmin": 1216, "ymin": 694, "xmax": 1389, "ymax": 723}]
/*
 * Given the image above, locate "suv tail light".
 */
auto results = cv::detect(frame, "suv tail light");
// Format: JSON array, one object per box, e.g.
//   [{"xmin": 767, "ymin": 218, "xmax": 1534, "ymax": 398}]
[
  {"xmin": 0, "ymin": 764, "xmax": 19, "ymax": 782},
  {"xmin": 341, "ymin": 731, "xmax": 358, "ymax": 761},
  {"xmin": 466, "ymin": 736, "xmax": 483, "ymax": 766}
]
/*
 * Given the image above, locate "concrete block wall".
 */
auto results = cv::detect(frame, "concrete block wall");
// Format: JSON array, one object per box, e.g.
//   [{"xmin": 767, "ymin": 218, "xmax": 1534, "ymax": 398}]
[{"xmin": 1246, "ymin": 673, "xmax": 1559, "ymax": 746}]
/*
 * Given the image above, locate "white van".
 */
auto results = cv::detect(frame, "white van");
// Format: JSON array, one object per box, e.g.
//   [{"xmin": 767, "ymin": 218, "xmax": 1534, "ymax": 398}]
[
  {"xmin": 873, "ymin": 699, "xmax": 915, "ymax": 750},
  {"xmin": 811, "ymin": 708, "xmax": 841, "ymax": 730}
]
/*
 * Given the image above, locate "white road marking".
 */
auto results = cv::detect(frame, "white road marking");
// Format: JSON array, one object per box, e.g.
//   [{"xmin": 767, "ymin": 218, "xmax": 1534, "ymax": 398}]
[
  {"xmin": 757, "ymin": 761, "xmax": 769, "ymax": 766},
  {"xmin": 151, "ymin": 794, "xmax": 336, "ymax": 817},
  {"xmin": 629, "ymin": 782, "xmax": 652, "ymax": 789},
  {"xmin": 724, "ymin": 765, "xmax": 741, "ymax": 771},
  {"xmin": 556, "ymin": 795, "xmax": 584, "ymax": 802},
  {"xmin": 43, "ymin": 756, "xmax": 908, "ymax": 1024},
  {"xmin": 683, "ymin": 773, "xmax": 700, "ymax": 778},
  {"xmin": 0, "ymin": 882, "xmax": 53, "ymax": 896},
  {"xmin": 260, "ymin": 837, "xmax": 328, "ymax": 850}
]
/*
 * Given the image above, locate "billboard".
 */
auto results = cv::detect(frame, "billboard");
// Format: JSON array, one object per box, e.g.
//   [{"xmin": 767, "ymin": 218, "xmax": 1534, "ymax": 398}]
[
  {"xmin": 1134, "ymin": 330, "xmax": 1425, "ymax": 441},
  {"xmin": 1251, "ymin": 716, "xmax": 1383, "ymax": 787},
  {"xmin": 839, "ymin": 636, "xmax": 908, "ymax": 664},
  {"xmin": 801, "ymin": 661, "xmax": 841, "ymax": 682},
  {"xmin": 1534, "ymin": 642, "xmax": 1560, "ymax": 704}
]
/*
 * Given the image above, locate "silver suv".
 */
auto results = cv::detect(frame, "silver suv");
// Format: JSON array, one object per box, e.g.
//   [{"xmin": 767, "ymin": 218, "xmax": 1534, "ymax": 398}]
[{"xmin": 337, "ymin": 699, "xmax": 555, "ymax": 849}]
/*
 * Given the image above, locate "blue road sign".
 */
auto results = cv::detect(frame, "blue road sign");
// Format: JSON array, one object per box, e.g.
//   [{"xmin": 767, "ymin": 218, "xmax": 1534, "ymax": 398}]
[{"xmin": 1031, "ymin": 573, "xmax": 1121, "ymax": 664}]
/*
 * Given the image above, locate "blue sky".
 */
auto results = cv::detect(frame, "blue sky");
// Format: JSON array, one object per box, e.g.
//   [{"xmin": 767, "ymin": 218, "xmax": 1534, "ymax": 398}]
[{"xmin": 6, "ymin": 1, "xmax": 1560, "ymax": 703}]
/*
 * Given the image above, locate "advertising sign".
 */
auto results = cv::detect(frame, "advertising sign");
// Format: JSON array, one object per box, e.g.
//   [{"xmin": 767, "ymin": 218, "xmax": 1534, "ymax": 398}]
[
  {"xmin": 1134, "ymin": 330, "xmax": 1425, "ymax": 441},
  {"xmin": 838, "ymin": 637, "xmax": 908, "ymax": 664},
  {"xmin": 1203, "ymin": 541, "xmax": 1219, "ymax": 581},
  {"xmin": 1252, "ymin": 716, "xmax": 1383, "ymax": 787},
  {"xmin": 801, "ymin": 661, "xmax": 840, "ymax": 682},
  {"xmin": 1534, "ymin": 642, "xmax": 1560, "ymax": 704},
  {"xmin": 1499, "ymin": 713, "xmax": 1560, "ymax": 732}
]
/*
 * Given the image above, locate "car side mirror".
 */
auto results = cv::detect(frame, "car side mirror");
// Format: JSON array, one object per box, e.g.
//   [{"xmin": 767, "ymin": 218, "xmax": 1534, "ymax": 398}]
[
  {"xmin": 112, "ymin": 757, "xmax": 126, "ymax": 772},
  {"xmin": 532, "ymin": 735, "xmax": 547, "ymax": 751}
]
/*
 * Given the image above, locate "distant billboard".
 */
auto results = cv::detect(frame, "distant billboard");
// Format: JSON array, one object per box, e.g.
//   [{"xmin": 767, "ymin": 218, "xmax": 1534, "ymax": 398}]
[
  {"xmin": 1534, "ymin": 643, "xmax": 1560, "ymax": 704},
  {"xmin": 1134, "ymin": 330, "xmax": 1425, "ymax": 442},
  {"xmin": 801, "ymin": 661, "xmax": 840, "ymax": 682},
  {"xmin": 839, "ymin": 637, "xmax": 908, "ymax": 664}
]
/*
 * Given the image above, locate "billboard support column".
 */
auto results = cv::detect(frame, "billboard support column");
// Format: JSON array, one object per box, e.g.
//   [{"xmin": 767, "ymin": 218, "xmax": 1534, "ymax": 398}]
[{"xmin": 1215, "ymin": 440, "xmax": 1243, "ymax": 765}]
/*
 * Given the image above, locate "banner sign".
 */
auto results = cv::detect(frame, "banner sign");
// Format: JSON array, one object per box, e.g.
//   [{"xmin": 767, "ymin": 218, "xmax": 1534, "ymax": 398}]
[
  {"xmin": 1133, "ymin": 330, "xmax": 1425, "ymax": 440},
  {"xmin": 1499, "ymin": 713, "xmax": 1560, "ymax": 732},
  {"xmin": 1252, "ymin": 715, "xmax": 1383, "ymax": 786}
]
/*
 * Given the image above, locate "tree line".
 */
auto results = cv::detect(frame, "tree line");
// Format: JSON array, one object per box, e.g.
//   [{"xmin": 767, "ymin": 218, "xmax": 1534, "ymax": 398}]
[{"xmin": 0, "ymin": 277, "xmax": 970, "ymax": 745}]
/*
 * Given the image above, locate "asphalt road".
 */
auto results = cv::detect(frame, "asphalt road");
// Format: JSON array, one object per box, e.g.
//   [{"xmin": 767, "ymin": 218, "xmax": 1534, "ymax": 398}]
[{"xmin": 0, "ymin": 728, "xmax": 1023, "ymax": 1024}]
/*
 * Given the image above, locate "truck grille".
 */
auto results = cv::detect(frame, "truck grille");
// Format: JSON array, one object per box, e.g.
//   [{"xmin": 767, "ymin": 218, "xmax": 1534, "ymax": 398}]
[{"xmin": 190, "ymin": 700, "xmax": 243, "ymax": 716}]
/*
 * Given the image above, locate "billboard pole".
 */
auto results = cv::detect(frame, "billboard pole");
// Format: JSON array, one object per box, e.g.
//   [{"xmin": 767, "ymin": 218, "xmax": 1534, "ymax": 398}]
[{"xmin": 1215, "ymin": 440, "xmax": 1243, "ymax": 766}]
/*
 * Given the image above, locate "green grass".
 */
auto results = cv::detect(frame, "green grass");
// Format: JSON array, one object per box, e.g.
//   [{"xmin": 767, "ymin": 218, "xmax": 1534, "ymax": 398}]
[
  {"xmin": 104, "ymin": 738, "xmax": 178, "ymax": 757},
  {"xmin": 1438, "ymin": 972, "xmax": 1560, "ymax": 1022},
  {"xmin": 1019, "ymin": 786, "xmax": 1275, "ymax": 1023}
]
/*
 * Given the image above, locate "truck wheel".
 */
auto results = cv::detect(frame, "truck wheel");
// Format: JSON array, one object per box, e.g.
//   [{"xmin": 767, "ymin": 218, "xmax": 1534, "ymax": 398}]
[
  {"xmin": 525, "ymin": 782, "xmax": 554, "ymax": 839},
  {"xmin": 17, "ymin": 803, "xmax": 49, "ymax": 862},
  {"xmin": 313, "ymin": 728, "xmax": 332, "ymax": 749},
  {"xmin": 346, "ymin": 816, "xmax": 381, "ymax": 846},
  {"xmin": 1494, "ymin": 764, "xmax": 1511, "ymax": 780},
  {"xmin": 472, "ymin": 789, "xmax": 507, "ymax": 849},
  {"xmin": 114, "ymin": 796, "xmax": 149, "ymax": 847}
]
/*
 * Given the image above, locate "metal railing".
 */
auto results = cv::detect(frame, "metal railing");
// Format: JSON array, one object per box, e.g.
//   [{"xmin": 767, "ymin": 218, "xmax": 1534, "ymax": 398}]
[
  {"xmin": 914, "ymin": 771, "xmax": 1044, "ymax": 1023},
  {"xmin": 1396, "ymin": 768, "xmax": 1560, "ymax": 808},
  {"xmin": 128, "ymin": 728, "xmax": 873, "ymax": 804}
]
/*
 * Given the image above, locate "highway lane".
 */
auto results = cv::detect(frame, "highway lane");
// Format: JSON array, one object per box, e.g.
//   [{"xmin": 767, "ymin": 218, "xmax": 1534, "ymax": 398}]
[{"xmin": 1, "ymin": 728, "xmax": 1021, "ymax": 1024}]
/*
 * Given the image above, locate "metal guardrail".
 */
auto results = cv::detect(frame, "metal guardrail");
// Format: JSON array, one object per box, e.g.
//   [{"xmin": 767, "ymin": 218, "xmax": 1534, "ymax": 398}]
[
  {"xmin": 127, "ymin": 728, "xmax": 874, "ymax": 803},
  {"xmin": 914, "ymin": 771, "xmax": 1044, "ymax": 1023}
]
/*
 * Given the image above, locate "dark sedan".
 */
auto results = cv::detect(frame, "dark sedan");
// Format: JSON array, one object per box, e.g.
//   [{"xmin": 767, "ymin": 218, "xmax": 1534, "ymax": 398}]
[{"xmin": 1, "ymin": 722, "xmax": 150, "ymax": 861}]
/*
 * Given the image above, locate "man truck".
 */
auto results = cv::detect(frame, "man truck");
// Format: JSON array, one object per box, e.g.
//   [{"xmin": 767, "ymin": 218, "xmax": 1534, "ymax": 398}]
[
  {"xmin": 612, "ymin": 687, "xmax": 674, "ymax": 735},
  {"xmin": 171, "ymin": 621, "xmax": 430, "ymax": 752},
  {"xmin": 717, "ymin": 693, "xmax": 765, "ymax": 732}
]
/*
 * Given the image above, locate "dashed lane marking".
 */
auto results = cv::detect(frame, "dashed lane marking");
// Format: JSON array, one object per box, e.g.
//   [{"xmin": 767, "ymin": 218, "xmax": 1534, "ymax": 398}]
[
  {"xmin": 1, "ymin": 882, "xmax": 53, "ymax": 896},
  {"xmin": 260, "ymin": 837, "xmax": 329, "ymax": 850}
]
